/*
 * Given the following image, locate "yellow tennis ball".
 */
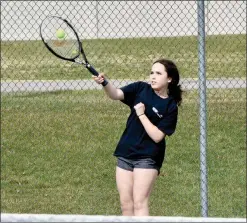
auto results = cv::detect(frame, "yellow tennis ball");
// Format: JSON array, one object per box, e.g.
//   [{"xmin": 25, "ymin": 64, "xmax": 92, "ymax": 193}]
[{"xmin": 56, "ymin": 29, "xmax": 65, "ymax": 39}]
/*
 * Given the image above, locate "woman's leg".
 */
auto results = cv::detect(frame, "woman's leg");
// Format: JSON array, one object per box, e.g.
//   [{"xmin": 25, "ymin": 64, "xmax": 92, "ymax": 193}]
[
  {"xmin": 133, "ymin": 168, "xmax": 158, "ymax": 216},
  {"xmin": 116, "ymin": 166, "xmax": 134, "ymax": 216}
]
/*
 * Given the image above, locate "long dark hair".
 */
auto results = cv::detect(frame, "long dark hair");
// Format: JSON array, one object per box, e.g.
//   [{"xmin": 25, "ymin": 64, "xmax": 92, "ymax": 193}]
[{"xmin": 153, "ymin": 59, "xmax": 183, "ymax": 106}]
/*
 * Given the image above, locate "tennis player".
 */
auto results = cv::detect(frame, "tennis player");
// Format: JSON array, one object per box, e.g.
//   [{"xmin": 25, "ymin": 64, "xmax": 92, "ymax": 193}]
[{"xmin": 93, "ymin": 58, "xmax": 182, "ymax": 216}]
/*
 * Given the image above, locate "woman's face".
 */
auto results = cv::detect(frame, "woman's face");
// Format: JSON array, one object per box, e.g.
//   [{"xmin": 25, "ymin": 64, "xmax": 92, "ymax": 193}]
[{"xmin": 150, "ymin": 62, "xmax": 171, "ymax": 91}]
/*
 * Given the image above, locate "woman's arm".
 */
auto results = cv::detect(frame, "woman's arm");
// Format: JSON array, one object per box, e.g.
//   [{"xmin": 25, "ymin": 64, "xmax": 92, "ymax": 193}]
[
  {"xmin": 134, "ymin": 103, "xmax": 165, "ymax": 143},
  {"xmin": 138, "ymin": 115, "xmax": 165, "ymax": 143},
  {"xmin": 93, "ymin": 73, "xmax": 124, "ymax": 100}
]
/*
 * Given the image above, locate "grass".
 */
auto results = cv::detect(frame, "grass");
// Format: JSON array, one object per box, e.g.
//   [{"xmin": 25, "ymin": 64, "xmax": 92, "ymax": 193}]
[
  {"xmin": 1, "ymin": 88, "xmax": 246, "ymax": 217},
  {"xmin": 1, "ymin": 34, "xmax": 246, "ymax": 80}
]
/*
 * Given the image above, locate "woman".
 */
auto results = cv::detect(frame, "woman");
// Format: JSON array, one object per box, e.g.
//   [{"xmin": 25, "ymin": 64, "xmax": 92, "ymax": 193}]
[{"xmin": 93, "ymin": 58, "xmax": 182, "ymax": 216}]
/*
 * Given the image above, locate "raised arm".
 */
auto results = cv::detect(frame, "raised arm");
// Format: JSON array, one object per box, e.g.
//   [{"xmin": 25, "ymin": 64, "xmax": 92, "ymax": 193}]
[
  {"xmin": 92, "ymin": 73, "xmax": 124, "ymax": 100},
  {"xmin": 134, "ymin": 102, "xmax": 165, "ymax": 143}
]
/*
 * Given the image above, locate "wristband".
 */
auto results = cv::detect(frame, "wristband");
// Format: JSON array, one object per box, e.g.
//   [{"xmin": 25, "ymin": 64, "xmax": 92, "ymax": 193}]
[{"xmin": 138, "ymin": 114, "xmax": 144, "ymax": 117}]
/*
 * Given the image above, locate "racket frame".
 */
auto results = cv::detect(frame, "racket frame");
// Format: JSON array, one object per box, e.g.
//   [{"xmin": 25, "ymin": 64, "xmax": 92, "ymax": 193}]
[{"xmin": 40, "ymin": 15, "xmax": 108, "ymax": 86}]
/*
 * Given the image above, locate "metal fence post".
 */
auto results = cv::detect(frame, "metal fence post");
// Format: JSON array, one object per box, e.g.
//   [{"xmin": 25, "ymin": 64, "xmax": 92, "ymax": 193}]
[{"xmin": 197, "ymin": 0, "xmax": 208, "ymax": 217}]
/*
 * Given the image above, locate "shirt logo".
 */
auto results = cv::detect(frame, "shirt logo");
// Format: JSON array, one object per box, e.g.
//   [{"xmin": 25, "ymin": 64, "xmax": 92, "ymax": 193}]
[{"xmin": 152, "ymin": 107, "xmax": 163, "ymax": 118}]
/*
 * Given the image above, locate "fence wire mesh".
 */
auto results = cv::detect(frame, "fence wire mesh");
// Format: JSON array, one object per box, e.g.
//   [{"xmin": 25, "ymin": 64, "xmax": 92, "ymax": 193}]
[{"xmin": 1, "ymin": 0, "xmax": 246, "ymax": 218}]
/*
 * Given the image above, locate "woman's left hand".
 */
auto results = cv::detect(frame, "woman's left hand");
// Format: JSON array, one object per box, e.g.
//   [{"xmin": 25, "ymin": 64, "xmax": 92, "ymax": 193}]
[{"xmin": 134, "ymin": 102, "xmax": 145, "ymax": 116}]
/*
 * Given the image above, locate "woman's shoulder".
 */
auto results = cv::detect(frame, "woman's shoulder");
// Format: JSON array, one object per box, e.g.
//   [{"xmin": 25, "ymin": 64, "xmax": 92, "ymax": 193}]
[
  {"xmin": 167, "ymin": 97, "xmax": 178, "ymax": 112},
  {"xmin": 134, "ymin": 81, "xmax": 150, "ymax": 86},
  {"xmin": 130, "ymin": 81, "xmax": 150, "ymax": 91}
]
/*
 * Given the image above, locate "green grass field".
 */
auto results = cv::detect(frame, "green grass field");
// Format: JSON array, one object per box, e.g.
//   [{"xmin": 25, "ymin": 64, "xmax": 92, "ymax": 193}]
[
  {"xmin": 1, "ymin": 88, "xmax": 246, "ymax": 217},
  {"xmin": 1, "ymin": 34, "xmax": 246, "ymax": 80}
]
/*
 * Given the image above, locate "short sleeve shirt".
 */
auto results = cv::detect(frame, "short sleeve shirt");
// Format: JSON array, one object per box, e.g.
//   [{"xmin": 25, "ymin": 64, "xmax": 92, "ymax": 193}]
[{"xmin": 114, "ymin": 81, "xmax": 178, "ymax": 166}]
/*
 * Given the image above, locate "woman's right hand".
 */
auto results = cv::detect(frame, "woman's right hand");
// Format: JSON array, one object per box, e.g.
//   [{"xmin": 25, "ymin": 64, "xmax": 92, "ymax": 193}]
[{"xmin": 92, "ymin": 73, "xmax": 106, "ymax": 85}]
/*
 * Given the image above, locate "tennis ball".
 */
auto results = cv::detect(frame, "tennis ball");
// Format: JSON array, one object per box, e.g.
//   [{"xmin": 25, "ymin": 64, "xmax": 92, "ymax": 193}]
[{"xmin": 56, "ymin": 29, "xmax": 65, "ymax": 39}]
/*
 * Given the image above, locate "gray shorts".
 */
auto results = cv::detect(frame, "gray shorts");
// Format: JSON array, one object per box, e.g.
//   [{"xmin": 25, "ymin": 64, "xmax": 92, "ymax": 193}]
[{"xmin": 117, "ymin": 156, "xmax": 160, "ymax": 174}]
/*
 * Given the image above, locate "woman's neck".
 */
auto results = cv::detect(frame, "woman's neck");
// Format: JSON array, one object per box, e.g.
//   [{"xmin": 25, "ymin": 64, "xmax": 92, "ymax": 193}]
[{"xmin": 154, "ymin": 89, "xmax": 168, "ymax": 99}]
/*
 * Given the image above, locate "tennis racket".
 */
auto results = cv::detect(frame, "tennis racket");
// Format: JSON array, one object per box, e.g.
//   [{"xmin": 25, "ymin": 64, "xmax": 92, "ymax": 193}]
[{"xmin": 40, "ymin": 15, "xmax": 108, "ymax": 86}]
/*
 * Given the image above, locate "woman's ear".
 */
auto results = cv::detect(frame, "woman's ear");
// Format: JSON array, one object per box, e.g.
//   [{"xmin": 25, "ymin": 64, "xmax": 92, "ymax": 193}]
[{"xmin": 168, "ymin": 78, "xmax": 172, "ymax": 83}]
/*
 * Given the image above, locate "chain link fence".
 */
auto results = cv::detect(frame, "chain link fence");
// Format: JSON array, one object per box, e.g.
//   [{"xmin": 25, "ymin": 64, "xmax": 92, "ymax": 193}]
[{"xmin": 1, "ymin": 0, "xmax": 246, "ymax": 218}]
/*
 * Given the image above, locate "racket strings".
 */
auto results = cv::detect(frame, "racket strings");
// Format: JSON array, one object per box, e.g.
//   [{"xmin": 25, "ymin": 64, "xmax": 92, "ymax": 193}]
[
  {"xmin": 47, "ymin": 39, "xmax": 78, "ymax": 58},
  {"xmin": 41, "ymin": 17, "xmax": 80, "ymax": 59}
]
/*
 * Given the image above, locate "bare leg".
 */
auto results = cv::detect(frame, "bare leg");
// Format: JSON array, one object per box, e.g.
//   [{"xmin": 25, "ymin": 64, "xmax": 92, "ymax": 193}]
[
  {"xmin": 116, "ymin": 167, "xmax": 134, "ymax": 216},
  {"xmin": 133, "ymin": 168, "xmax": 158, "ymax": 216}
]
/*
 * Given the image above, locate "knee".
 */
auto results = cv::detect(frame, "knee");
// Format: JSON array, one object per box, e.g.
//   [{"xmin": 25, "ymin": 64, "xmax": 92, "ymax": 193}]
[
  {"xmin": 120, "ymin": 198, "xmax": 134, "ymax": 212},
  {"xmin": 134, "ymin": 198, "xmax": 148, "ymax": 211}
]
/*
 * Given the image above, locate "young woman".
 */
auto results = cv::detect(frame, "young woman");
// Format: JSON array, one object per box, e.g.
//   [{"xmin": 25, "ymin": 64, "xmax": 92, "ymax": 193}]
[{"xmin": 93, "ymin": 58, "xmax": 182, "ymax": 216}]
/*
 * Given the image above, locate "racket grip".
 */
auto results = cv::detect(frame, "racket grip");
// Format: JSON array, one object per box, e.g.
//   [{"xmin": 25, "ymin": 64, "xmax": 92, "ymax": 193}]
[{"xmin": 86, "ymin": 64, "xmax": 108, "ymax": 87}]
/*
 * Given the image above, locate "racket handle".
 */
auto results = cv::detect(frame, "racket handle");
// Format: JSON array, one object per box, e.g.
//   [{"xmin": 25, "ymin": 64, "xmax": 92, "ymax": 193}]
[{"xmin": 86, "ymin": 64, "xmax": 108, "ymax": 87}]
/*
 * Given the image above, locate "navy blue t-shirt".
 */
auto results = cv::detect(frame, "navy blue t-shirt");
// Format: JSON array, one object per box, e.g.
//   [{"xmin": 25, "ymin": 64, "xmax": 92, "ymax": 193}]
[{"xmin": 114, "ymin": 81, "xmax": 178, "ymax": 167}]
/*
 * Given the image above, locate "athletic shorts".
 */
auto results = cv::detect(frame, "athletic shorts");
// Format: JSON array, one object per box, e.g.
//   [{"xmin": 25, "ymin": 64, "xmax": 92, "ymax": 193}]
[{"xmin": 117, "ymin": 156, "xmax": 160, "ymax": 175}]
